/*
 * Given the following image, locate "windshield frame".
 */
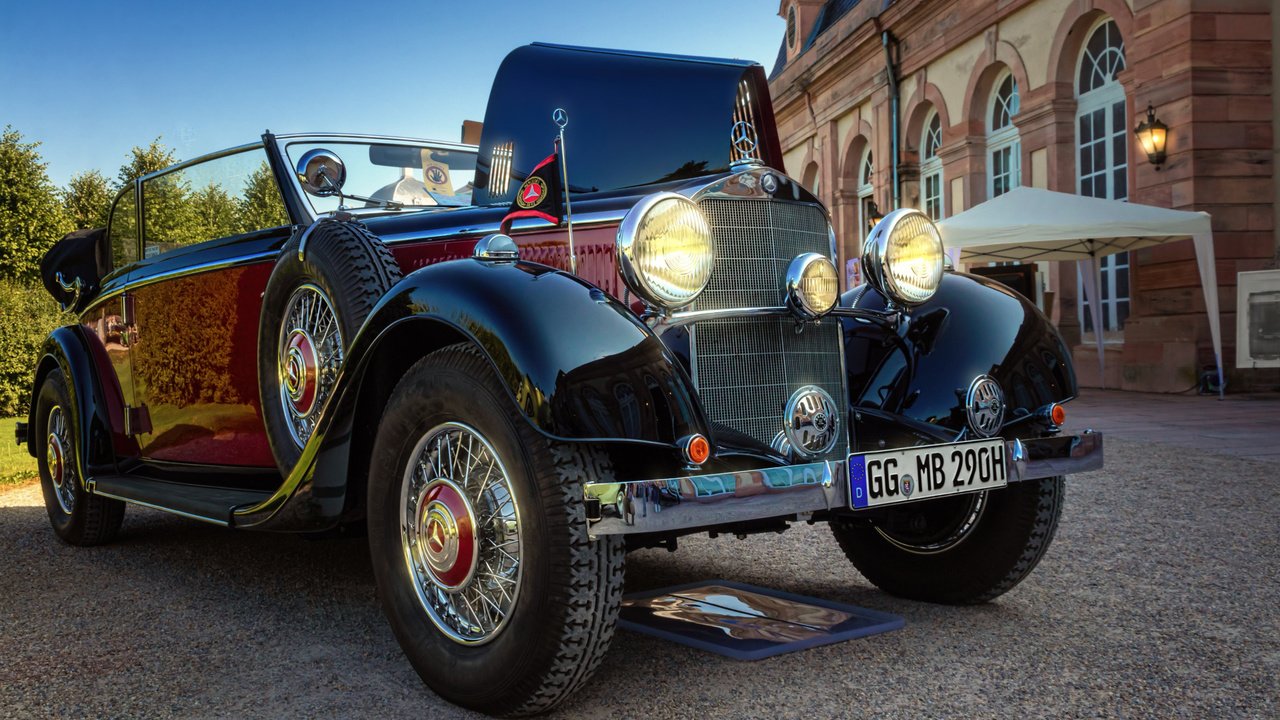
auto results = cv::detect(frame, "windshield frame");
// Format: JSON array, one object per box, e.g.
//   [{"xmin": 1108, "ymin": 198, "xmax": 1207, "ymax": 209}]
[{"xmin": 273, "ymin": 133, "xmax": 478, "ymax": 222}]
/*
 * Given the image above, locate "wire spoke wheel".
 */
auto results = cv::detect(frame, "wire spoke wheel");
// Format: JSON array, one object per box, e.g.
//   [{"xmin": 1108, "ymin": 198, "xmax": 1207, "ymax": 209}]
[
  {"xmin": 874, "ymin": 491, "xmax": 988, "ymax": 555},
  {"xmin": 277, "ymin": 283, "xmax": 343, "ymax": 448},
  {"xmin": 45, "ymin": 405, "xmax": 75, "ymax": 515},
  {"xmin": 400, "ymin": 422, "xmax": 522, "ymax": 645}
]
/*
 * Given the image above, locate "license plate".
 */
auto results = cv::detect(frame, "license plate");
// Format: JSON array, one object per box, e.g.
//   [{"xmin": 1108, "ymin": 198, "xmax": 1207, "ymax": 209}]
[{"xmin": 848, "ymin": 438, "xmax": 1008, "ymax": 509}]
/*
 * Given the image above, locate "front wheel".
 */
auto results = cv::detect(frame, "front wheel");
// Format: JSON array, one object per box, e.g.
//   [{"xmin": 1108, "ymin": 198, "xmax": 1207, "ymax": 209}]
[
  {"xmin": 367, "ymin": 344, "xmax": 624, "ymax": 717},
  {"xmin": 830, "ymin": 477, "xmax": 1064, "ymax": 604}
]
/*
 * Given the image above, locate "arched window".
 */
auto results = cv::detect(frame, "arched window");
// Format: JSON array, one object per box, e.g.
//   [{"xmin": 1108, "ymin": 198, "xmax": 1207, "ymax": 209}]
[
  {"xmin": 987, "ymin": 71, "xmax": 1021, "ymax": 198},
  {"xmin": 1075, "ymin": 18, "xmax": 1129, "ymax": 341},
  {"xmin": 786, "ymin": 5, "xmax": 798, "ymax": 51},
  {"xmin": 858, "ymin": 148, "xmax": 875, "ymax": 238},
  {"xmin": 920, "ymin": 111, "xmax": 944, "ymax": 220}
]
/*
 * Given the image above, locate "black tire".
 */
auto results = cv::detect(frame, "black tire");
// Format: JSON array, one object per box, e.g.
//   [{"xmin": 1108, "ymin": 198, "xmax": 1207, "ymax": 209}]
[
  {"xmin": 258, "ymin": 219, "xmax": 401, "ymax": 474},
  {"xmin": 830, "ymin": 477, "xmax": 1064, "ymax": 604},
  {"xmin": 367, "ymin": 344, "xmax": 625, "ymax": 717},
  {"xmin": 34, "ymin": 370, "xmax": 125, "ymax": 546}
]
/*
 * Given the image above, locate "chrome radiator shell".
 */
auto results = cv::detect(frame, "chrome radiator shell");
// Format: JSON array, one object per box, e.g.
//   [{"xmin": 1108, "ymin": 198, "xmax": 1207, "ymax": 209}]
[{"xmin": 689, "ymin": 197, "xmax": 848, "ymax": 460}]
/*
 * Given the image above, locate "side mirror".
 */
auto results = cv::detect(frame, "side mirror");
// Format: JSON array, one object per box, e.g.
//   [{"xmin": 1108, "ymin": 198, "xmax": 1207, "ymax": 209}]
[{"xmin": 296, "ymin": 148, "xmax": 346, "ymax": 197}]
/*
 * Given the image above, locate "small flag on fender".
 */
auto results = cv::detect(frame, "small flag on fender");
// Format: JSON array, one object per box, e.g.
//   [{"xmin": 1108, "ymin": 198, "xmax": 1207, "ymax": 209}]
[{"xmin": 500, "ymin": 152, "xmax": 562, "ymax": 233}]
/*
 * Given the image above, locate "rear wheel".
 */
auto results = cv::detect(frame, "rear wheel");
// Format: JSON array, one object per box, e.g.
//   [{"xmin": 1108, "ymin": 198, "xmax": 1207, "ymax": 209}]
[
  {"xmin": 368, "ymin": 344, "xmax": 624, "ymax": 717},
  {"xmin": 35, "ymin": 370, "xmax": 125, "ymax": 546},
  {"xmin": 830, "ymin": 477, "xmax": 1064, "ymax": 604}
]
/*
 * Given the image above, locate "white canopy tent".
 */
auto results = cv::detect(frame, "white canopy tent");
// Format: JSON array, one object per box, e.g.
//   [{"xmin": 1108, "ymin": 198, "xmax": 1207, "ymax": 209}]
[{"xmin": 936, "ymin": 187, "xmax": 1222, "ymax": 397}]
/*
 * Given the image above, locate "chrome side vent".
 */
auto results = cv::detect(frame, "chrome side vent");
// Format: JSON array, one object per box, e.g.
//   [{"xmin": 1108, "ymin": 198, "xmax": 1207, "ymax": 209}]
[{"xmin": 489, "ymin": 141, "xmax": 514, "ymax": 198}]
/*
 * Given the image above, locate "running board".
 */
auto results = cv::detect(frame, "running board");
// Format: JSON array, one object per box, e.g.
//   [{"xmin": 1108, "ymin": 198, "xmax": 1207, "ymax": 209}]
[{"xmin": 91, "ymin": 476, "xmax": 273, "ymax": 527}]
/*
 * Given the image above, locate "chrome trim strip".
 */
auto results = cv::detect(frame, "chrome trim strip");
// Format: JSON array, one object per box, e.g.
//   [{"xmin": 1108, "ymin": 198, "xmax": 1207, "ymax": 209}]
[
  {"xmin": 91, "ymin": 489, "xmax": 230, "ymax": 527},
  {"xmin": 583, "ymin": 432, "xmax": 1102, "ymax": 535},
  {"xmin": 377, "ymin": 208, "xmax": 626, "ymax": 245},
  {"xmin": 93, "ymin": 251, "xmax": 277, "ymax": 308},
  {"xmin": 653, "ymin": 305, "xmax": 896, "ymax": 331},
  {"xmin": 136, "ymin": 142, "xmax": 265, "ymax": 184},
  {"xmin": 274, "ymin": 132, "xmax": 477, "ymax": 152}
]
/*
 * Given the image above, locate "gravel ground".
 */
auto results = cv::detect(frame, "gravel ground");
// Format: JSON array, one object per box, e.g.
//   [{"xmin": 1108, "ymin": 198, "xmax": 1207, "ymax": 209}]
[{"xmin": 1, "ymin": 438, "xmax": 1277, "ymax": 719}]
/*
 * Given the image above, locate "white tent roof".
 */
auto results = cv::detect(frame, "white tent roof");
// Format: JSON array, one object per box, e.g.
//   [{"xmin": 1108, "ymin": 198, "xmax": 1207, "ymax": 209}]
[
  {"xmin": 936, "ymin": 187, "xmax": 1222, "ymax": 396},
  {"xmin": 938, "ymin": 186, "xmax": 1212, "ymax": 263}
]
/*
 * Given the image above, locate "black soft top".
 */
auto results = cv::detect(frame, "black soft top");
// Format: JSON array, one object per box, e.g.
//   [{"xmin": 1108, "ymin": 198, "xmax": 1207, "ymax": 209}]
[
  {"xmin": 474, "ymin": 43, "xmax": 782, "ymax": 205},
  {"xmin": 40, "ymin": 227, "xmax": 108, "ymax": 312}
]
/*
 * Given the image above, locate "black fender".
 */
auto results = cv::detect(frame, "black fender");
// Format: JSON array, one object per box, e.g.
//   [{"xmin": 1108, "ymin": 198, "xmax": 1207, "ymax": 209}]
[
  {"xmin": 841, "ymin": 272, "xmax": 1078, "ymax": 448},
  {"xmin": 235, "ymin": 258, "xmax": 708, "ymax": 530},
  {"xmin": 27, "ymin": 325, "xmax": 123, "ymax": 480}
]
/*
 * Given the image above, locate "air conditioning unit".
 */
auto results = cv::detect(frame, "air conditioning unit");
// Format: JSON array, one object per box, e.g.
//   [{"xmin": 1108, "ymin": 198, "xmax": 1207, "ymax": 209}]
[{"xmin": 1237, "ymin": 269, "xmax": 1280, "ymax": 368}]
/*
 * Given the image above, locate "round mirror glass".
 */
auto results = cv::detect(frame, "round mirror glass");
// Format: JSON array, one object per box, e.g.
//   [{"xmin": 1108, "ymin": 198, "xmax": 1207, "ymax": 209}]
[{"xmin": 295, "ymin": 148, "xmax": 346, "ymax": 197}]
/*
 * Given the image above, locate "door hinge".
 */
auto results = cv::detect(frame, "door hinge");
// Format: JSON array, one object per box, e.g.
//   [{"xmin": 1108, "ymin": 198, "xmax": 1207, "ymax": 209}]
[{"xmin": 124, "ymin": 405, "xmax": 152, "ymax": 436}]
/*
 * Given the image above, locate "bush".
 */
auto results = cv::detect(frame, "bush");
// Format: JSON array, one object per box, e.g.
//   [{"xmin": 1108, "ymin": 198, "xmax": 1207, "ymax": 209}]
[{"xmin": 0, "ymin": 279, "xmax": 69, "ymax": 417}]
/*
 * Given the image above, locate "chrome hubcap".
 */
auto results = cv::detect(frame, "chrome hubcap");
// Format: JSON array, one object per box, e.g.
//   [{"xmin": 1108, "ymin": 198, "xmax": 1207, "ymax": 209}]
[
  {"xmin": 46, "ymin": 405, "xmax": 74, "ymax": 515},
  {"xmin": 400, "ymin": 422, "xmax": 522, "ymax": 645},
  {"xmin": 278, "ymin": 284, "xmax": 342, "ymax": 447}
]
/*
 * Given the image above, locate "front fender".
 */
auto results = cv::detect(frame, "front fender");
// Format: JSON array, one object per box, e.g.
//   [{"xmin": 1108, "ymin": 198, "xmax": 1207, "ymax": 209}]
[
  {"xmin": 235, "ymin": 258, "xmax": 708, "ymax": 530},
  {"xmin": 842, "ymin": 272, "xmax": 1077, "ymax": 447}
]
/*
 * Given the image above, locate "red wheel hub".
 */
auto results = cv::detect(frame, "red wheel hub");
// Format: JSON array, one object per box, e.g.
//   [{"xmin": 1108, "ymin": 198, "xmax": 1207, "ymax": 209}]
[
  {"xmin": 283, "ymin": 330, "xmax": 319, "ymax": 416},
  {"xmin": 46, "ymin": 434, "xmax": 64, "ymax": 489},
  {"xmin": 418, "ymin": 479, "xmax": 479, "ymax": 590}
]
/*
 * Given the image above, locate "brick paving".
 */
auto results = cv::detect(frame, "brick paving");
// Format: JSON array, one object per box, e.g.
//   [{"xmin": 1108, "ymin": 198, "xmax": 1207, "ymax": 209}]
[{"xmin": 1064, "ymin": 388, "xmax": 1280, "ymax": 460}]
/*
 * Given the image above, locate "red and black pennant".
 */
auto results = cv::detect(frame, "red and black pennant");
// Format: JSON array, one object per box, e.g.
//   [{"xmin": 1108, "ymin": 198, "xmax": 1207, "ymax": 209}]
[{"xmin": 501, "ymin": 152, "xmax": 562, "ymax": 233}]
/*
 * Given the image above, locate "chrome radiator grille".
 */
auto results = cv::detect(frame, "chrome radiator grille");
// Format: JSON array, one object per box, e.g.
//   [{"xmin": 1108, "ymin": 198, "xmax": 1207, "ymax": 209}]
[{"xmin": 690, "ymin": 198, "xmax": 848, "ymax": 458}]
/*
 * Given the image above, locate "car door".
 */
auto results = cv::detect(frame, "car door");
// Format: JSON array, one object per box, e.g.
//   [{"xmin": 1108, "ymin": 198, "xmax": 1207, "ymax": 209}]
[{"xmin": 125, "ymin": 146, "xmax": 292, "ymax": 468}]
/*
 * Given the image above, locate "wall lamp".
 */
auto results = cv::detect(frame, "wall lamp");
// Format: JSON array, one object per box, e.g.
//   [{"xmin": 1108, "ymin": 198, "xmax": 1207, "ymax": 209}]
[
  {"xmin": 1134, "ymin": 103, "xmax": 1168, "ymax": 169},
  {"xmin": 866, "ymin": 200, "xmax": 885, "ymax": 232}
]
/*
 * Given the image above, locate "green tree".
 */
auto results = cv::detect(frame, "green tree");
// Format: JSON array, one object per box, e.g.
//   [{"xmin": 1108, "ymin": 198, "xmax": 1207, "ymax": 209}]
[
  {"xmin": 0, "ymin": 126, "xmax": 73, "ymax": 282},
  {"xmin": 189, "ymin": 182, "xmax": 239, "ymax": 241},
  {"xmin": 115, "ymin": 137, "xmax": 177, "ymax": 188},
  {"xmin": 116, "ymin": 139, "xmax": 191, "ymax": 251},
  {"xmin": 237, "ymin": 161, "xmax": 290, "ymax": 233},
  {"xmin": 63, "ymin": 169, "xmax": 112, "ymax": 229}
]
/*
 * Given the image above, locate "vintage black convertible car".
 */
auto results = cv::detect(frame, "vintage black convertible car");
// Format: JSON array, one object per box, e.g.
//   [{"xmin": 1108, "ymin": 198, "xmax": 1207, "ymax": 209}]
[{"xmin": 21, "ymin": 44, "xmax": 1101, "ymax": 716}]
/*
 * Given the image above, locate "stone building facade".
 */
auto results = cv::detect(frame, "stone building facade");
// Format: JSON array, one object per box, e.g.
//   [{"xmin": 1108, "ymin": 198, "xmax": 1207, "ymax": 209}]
[{"xmin": 768, "ymin": 0, "xmax": 1276, "ymax": 392}]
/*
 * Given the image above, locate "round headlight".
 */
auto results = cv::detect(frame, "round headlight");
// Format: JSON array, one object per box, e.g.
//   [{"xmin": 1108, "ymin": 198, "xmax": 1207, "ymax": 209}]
[
  {"xmin": 786, "ymin": 253, "xmax": 839, "ymax": 318},
  {"xmin": 862, "ymin": 208, "xmax": 945, "ymax": 306},
  {"xmin": 617, "ymin": 193, "xmax": 714, "ymax": 309}
]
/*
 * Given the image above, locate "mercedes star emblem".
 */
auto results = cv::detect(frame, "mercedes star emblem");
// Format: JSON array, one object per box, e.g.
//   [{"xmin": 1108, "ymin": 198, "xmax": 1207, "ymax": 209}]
[{"xmin": 731, "ymin": 120, "xmax": 758, "ymax": 156}]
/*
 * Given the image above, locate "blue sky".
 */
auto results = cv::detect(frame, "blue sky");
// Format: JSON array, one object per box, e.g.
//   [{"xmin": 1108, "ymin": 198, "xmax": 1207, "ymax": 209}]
[{"xmin": 1, "ymin": 0, "xmax": 784, "ymax": 187}]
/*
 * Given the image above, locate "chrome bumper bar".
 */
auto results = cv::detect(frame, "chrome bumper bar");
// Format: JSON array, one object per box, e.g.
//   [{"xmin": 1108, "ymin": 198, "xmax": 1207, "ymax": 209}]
[{"xmin": 584, "ymin": 431, "xmax": 1103, "ymax": 535}]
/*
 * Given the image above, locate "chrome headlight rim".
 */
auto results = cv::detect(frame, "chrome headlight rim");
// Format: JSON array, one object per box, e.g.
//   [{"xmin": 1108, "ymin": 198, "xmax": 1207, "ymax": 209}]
[
  {"xmin": 785, "ymin": 252, "xmax": 839, "ymax": 320},
  {"xmin": 861, "ymin": 207, "xmax": 945, "ymax": 307},
  {"xmin": 616, "ymin": 192, "xmax": 715, "ymax": 309}
]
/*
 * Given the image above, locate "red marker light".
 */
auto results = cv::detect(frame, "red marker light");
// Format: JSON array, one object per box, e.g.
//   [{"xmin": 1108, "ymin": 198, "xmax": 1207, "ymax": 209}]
[
  {"xmin": 1051, "ymin": 404, "xmax": 1066, "ymax": 425},
  {"xmin": 684, "ymin": 435, "xmax": 711, "ymax": 465}
]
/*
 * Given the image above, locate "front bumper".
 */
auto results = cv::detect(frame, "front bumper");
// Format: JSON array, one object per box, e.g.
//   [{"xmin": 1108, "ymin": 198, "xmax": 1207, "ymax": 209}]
[{"xmin": 584, "ymin": 431, "xmax": 1103, "ymax": 535}]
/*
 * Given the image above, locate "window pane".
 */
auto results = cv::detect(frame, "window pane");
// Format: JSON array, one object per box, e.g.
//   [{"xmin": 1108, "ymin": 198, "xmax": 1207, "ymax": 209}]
[
  {"xmin": 1116, "ymin": 266, "xmax": 1130, "ymax": 298},
  {"xmin": 142, "ymin": 148, "xmax": 288, "ymax": 259},
  {"xmin": 1114, "ymin": 168, "xmax": 1127, "ymax": 200},
  {"xmin": 1081, "ymin": 177, "xmax": 1093, "ymax": 197},
  {"xmin": 1112, "ymin": 100, "xmax": 1126, "ymax": 132},
  {"xmin": 1116, "ymin": 299, "xmax": 1130, "ymax": 328},
  {"xmin": 108, "ymin": 188, "xmax": 138, "ymax": 269}
]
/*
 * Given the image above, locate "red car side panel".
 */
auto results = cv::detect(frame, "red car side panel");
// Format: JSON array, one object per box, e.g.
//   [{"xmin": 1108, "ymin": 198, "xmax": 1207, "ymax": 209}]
[{"xmin": 128, "ymin": 263, "xmax": 276, "ymax": 467}]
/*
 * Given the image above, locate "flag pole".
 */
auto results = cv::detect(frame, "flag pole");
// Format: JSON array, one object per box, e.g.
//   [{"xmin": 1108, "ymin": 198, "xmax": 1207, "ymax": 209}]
[{"xmin": 553, "ymin": 108, "xmax": 576, "ymax": 273}]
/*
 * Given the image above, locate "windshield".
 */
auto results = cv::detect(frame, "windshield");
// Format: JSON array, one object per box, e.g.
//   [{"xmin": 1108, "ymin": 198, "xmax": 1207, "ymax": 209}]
[{"xmin": 285, "ymin": 139, "xmax": 477, "ymax": 214}]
